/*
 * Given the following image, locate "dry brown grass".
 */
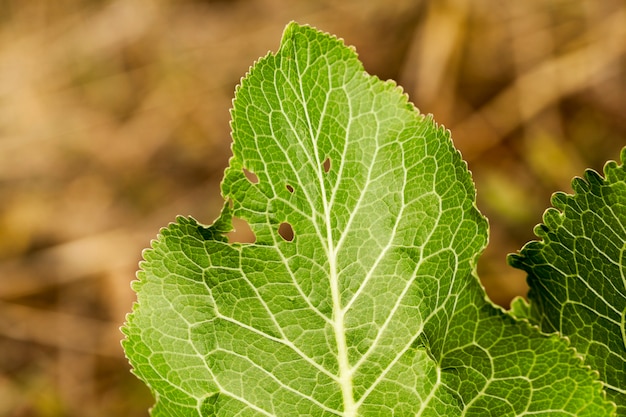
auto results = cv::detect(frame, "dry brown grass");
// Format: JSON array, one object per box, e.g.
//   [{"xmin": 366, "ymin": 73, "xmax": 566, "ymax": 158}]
[{"xmin": 0, "ymin": 1, "xmax": 624, "ymax": 415}]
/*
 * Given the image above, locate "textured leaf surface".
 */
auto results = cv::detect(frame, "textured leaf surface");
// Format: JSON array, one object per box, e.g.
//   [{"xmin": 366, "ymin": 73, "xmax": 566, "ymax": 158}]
[
  {"xmin": 122, "ymin": 23, "xmax": 614, "ymax": 416},
  {"xmin": 509, "ymin": 148, "xmax": 626, "ymax": 415}
]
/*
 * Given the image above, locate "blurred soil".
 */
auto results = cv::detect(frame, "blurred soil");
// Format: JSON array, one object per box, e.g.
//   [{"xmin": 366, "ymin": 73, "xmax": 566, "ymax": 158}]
[{"xmin": 0, "ymin": 0, "xmax": 624, "ymax": 415}]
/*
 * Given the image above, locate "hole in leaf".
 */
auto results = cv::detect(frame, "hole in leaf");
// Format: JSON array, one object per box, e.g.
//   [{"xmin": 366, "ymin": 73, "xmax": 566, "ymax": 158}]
[
  {"xmin": 323, "ymin": 157, "xmax": 331, "ymax": 173},
  {"xmin": 278, "ymin": 222, "xmax": 294, "ymax": 242},
  {"xmin": 243, "ymin": 168, "xmax": 259, "ymax": 184},
  {"xmin": 286, "ymin": 184, "xmax": 294, "ymax": 193},
  {"xmin": 227, "ymin": 217, "xmax": 256, "ymax": 243}
]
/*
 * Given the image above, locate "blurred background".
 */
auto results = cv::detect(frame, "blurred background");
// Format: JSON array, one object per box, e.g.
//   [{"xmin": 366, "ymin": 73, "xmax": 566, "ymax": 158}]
[{"xmin": 0, "ymin": 0, "xmax": 624, "ymax": 415}]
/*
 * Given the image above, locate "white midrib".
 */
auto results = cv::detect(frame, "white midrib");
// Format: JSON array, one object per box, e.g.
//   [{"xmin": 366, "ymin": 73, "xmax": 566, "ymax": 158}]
[
  {"xmin": 327, "ymin": 237, "xmax": 357, "ymax": 416},
  {"xmin": 290, "ymin": 45, "xmax": 355, "ymax": 413}
]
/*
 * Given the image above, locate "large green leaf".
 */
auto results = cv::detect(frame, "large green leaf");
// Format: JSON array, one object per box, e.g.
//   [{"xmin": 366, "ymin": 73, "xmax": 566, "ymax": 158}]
[
  {"xmin": 122, "ymin": 23, "xmax": 614, "ymax": 416},
  {"xmin": 509, "ymin": 148, "xmax": 626, "ymax": 415}
]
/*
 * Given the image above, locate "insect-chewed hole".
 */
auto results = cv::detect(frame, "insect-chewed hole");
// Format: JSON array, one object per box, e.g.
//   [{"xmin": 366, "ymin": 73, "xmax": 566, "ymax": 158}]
[
  {"xmin": 286, "ymin": 184, "xmax": 294, "ymax": 193},
  {"xmin": 243, "ymin": 168, "xmax": 259, "ymax": 184},
  {"xmin": 323, "ymin": 157, "xmax": 331, "ymax": 173},
  {"xmin": 227, "ymin": 217, "xmax": 256, "ymax": 243},
  {"xmin": 278, "ymin": 222, "xmax": 294, "ymax": 242}
]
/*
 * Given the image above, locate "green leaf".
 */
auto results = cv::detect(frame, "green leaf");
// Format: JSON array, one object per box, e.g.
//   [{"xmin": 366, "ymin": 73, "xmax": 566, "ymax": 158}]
[
  {"xmin": 122, "ymin": 23, "xmax": 614, "ymax": 416},
  {"xmin": 509, "ymin": 147, "xmax": 626, "ymax": 414},
  {"xmin": 508, "ymin": 296, "xmax": 532, "ymax": 321}
]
